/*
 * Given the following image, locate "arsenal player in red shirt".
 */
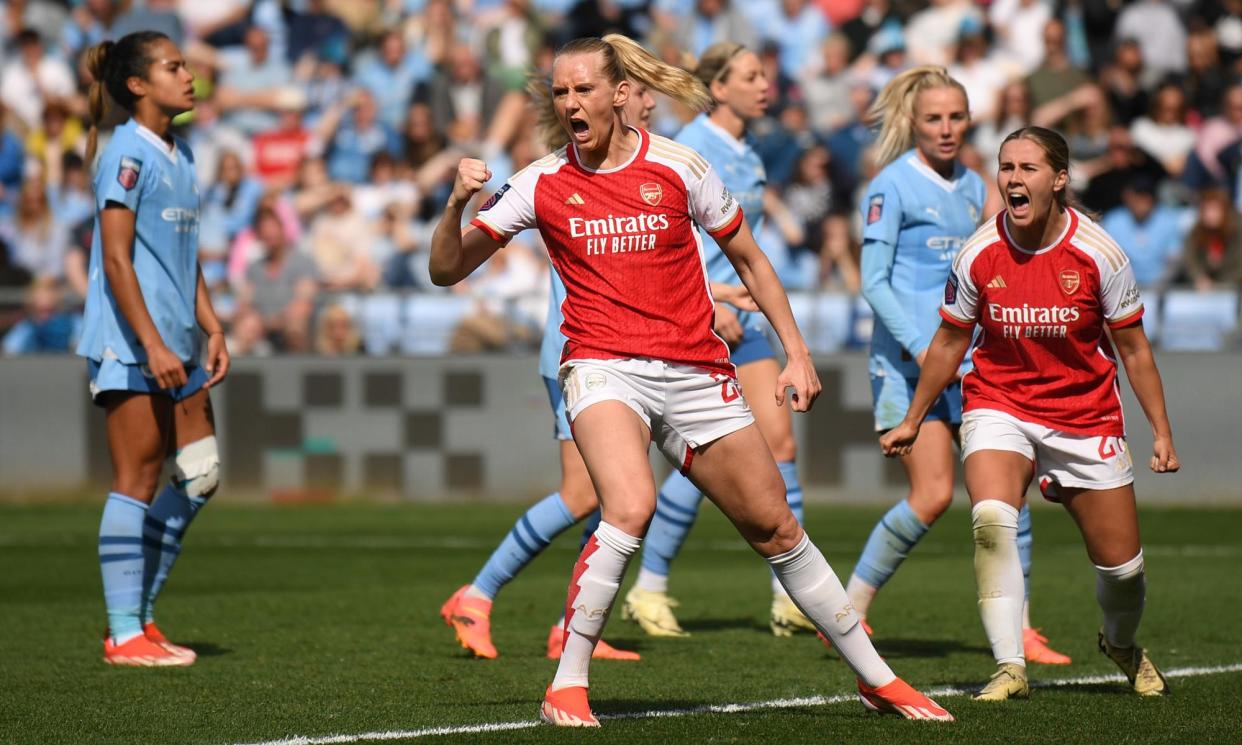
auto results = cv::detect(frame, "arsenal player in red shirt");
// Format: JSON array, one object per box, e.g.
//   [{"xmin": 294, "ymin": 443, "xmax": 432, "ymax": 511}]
[
  {"xmin": 882, "ymin": 126, "xmax": 1180, "ymax": 701},
  {"xmin": 430, "ymin": 34, "xmax": 953, "ymax": 728}
]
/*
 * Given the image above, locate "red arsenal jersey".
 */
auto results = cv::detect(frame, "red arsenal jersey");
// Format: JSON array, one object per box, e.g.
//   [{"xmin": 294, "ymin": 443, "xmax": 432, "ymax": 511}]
[
  {"xmin": 470, "ymin": 127, "xmax": 744, "ymax": 376},
  {"xmin": 940, "ymin": 208, "xmax": 1144, "ymax": 436}
]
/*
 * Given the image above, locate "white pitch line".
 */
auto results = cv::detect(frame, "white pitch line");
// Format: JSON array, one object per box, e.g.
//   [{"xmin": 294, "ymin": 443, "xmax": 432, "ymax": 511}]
[{"xmin": 231, "ymin": 663, "xmax": 1242, "ymax": 745}]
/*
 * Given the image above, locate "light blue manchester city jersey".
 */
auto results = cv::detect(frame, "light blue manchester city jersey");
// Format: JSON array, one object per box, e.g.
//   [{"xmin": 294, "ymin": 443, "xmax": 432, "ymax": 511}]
[
  {"xmin": 538, "ymin": 269, "xmax": 568, "ymax": 380},
  {"xmin": 860, "ymin": 150, "xmax": 985, "ymax": 378},
  {"xmin": 78, "ymin": 119, "xmax": 202, "ymax": 364},
  {"xmin": 674, "ymin": 114, "xmax": 766, "ymax": 286}
]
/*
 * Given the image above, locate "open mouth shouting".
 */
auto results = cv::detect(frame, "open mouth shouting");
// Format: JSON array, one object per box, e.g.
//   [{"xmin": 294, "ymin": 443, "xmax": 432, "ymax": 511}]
[
  {"xmin": 569, "ymin": 117, "xmax": 590, "ymax": 144},
  {"xmin": 1007, "ymin": 190, "xmax": 1031, "ymax": 219}
]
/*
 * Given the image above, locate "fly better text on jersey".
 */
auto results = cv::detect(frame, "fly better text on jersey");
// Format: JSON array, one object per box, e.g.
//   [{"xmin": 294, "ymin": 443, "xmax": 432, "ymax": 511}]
[
  {"xmin": 569, "ymin": 213, "xmax": 671, "ymax": 257},
  {"xmin": 988, "ymin": 302, "xmax": 1081, "ymax": 339}
]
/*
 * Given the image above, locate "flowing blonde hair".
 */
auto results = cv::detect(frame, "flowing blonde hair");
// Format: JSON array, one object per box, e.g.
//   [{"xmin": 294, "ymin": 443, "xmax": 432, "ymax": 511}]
[
  {"xmin": 868, "ymin": 65, "xmax": 968, "ymax": 169},
  {"xmin": 528, "ymin": 34, "xmax": 710, "ymax": 151}
]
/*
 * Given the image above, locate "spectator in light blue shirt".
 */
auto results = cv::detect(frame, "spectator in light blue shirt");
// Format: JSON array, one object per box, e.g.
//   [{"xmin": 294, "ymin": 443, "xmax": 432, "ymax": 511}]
[
  {"xmin": 3, "ymin": 278, "xmax": 81, "ymax": 356},
  {"xmin": 0, "ymin": 100, "xmax": 26, "ymax": 218},
  {"xmin": 320, "ymin": 89, "xmax": 401, "ymax": 185},
  {"xmin": 751, "ymin": 0, "xmax": 830, "ymax": 79},
  {"xmin": 217, "ymin": 26, "xmax": 295, "ymax": 136},
  {"xmin": 353, "ymin": 29, "xmax": 432, "ymax": 131},
  {"xmin": 1100, "ymin": 177, "xmax": 1187, "ymax": 290}
]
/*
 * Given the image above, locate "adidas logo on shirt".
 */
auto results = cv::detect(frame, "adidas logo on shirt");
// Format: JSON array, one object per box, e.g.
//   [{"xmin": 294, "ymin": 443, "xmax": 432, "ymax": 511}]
[
  {"xmin": 565, "ymin": 193, "xmax": 585, "ymax": 205},
  {"xmin": 987, "ymin": 275, "xmax": 1007, "ymax": 289}
]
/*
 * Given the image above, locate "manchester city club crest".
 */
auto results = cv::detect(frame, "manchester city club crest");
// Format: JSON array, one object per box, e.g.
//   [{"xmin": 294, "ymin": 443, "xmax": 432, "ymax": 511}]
[
  {"xmin": 1059, "ymin": 269, "xmax": 1080, "ymax": 295},
  {"xmin": 640, "ymin": 182, "xmax": 662, "ymax": 206}
]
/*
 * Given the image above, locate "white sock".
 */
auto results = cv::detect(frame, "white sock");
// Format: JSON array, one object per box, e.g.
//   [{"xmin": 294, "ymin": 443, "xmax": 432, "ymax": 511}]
[
  {"xmin": 1022, "ymin": 598, "xmax": 1031, "ymax": 630},
  {"xmin": 972, "ymin": 500, "xmax": 1025, "ymax": 667},
  {"xmin": 845, "ymin": 574, "xmax": 879, "ymax": 619},
  {"xmin": 551, "ymin": 521, "xmax": 640, "ymax": 691},
  {"xmin": 768, "ymin": 533, "xmax": 895, "ymax": 687},
  {"xmin": 771, "ymin": 576, "xmax": 788, "ymax": 597},
  {"xmin": 636, "ymin": 567, "xmax": 668, "ymax": 594},
  {"xmin": 1096, "ymin": 550, "xmax": 1146, "ymax": 649}
]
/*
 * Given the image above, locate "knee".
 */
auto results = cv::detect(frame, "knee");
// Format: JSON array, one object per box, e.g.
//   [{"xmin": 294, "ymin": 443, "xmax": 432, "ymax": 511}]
[
  {"xmin": 171, "ymin": 436, "xmax": 220, "ymax": 500},
  {"xmin": 768, "ymin": 432, "xmax": 797, "ymax": 463},
  {"xmin": 560, "ymin": 487, "xmax": 599, "ymax": 520},
  {"xmin": 971, "ymin": 499, "xmax": 1019, "ymax": 552},
  {"xmin": 117, "ymin": 461, "xmax": 165, "ymax": 502},
  {"xmin": 601, "ymin": 495, "xmax": 655, "ymax": 536},
  {"xmin": 766, "ymin": 511, "xmax": 805, "ymax": 555},
  {"xmin": 910, "ymin": 483, "xmax": 954, "ymax": 523}
]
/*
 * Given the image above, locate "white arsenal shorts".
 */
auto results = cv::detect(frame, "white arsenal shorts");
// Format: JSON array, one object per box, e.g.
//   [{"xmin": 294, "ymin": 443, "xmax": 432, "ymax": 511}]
[
  {"xmin": 559, "ymin": 358, "xmax": 755, "ymax": 472},
  {"xmin": 960, "ymin": 408, "xmax": 1135, "ymax": 501}
]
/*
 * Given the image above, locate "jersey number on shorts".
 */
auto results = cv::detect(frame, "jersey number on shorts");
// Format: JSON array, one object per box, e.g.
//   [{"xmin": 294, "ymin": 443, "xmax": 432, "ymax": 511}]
[{"xmin": 709, "ymin": 373, "xmax": 741, "ymax": 403}]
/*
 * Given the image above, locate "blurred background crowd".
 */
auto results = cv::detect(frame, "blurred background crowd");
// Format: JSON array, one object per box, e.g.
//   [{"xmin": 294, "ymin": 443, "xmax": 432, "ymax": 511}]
[{"xmin": 1, "ymin": 0, "xmax": 1240, "ymax": 358}]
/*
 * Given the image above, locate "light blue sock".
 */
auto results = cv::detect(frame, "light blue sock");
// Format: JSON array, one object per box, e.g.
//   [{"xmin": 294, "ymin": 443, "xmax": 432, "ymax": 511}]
[
  {"xmin": 1017, "ymin": 503, "xmax": 1033, "ymax": 601},
  {"xmin": 142, "ymin": 483, "xmax": 208, "ymax": 624},
  {"xmin": 770, "ymin": 461, "xmax": 806, "ymax": 593},
  {"xmin": 472, "ymin": 492, "xmax": 576, "ymax": 599},
  {"xmin": 99, "ymin": 492, "xmax": 148, "ymax": 643},
  {"xmin": 777, "ymin": 461, "xmax": 804, "ymax": 524},
  {"xmin": 578, "ymin": 509, "xmax": 602, "ymax": 551},
  {"xmin": 640, "ymin": 470, "xmax": 705, "ymax": 576},
  {"xmin": 852, "ymin": 499, "xmax": 929, "ymax": 589}
]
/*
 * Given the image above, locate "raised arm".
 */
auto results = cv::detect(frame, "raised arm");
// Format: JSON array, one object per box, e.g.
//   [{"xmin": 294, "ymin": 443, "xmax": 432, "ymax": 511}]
[
  {"xmin": 715, "ymin": 219, "xmax": 820, "ymax": 411},
  {"xmin": 429, "ymin": 158, "xmax": 506, "ymax": 286},
  {"xmin": 1111, "ymin": 323, "xmax": 1180, "ymax": 473}
]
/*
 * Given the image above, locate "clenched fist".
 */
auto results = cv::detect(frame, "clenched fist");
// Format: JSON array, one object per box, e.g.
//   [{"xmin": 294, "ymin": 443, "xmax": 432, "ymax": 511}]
[{"xmin": 451, "ymin": 158, "xmax": 493, "ymax": 206}]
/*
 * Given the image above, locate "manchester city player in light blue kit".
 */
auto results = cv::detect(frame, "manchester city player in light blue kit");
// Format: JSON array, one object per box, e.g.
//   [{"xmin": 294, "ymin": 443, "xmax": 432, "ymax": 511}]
[
  {"xmin": 844, "ymin": 66, "xmax": 1070, "ymax": 665},
  {"xmin": 79, "ymin": 32, "xmax": 229, "ymax": 667},
  {"xmin": 438, "ymin": 82, "xmax": 659, "ymax": 662},
  {"xmin": 616, "ymin": 41, "xmax": 816, "ymax": 639}
]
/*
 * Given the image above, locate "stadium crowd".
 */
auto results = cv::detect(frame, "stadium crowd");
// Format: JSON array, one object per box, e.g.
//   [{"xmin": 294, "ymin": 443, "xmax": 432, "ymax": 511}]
[{"xmin": 1, "ymin": 0, "xmax": 1240, "ymax": 356}]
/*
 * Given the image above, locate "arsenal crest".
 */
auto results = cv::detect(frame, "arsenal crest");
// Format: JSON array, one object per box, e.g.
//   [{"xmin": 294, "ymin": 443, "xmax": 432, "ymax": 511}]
[
  {"xmin": 1059, "ymin": 269, "xmax": 1080, "ymax": 295},
  {"xmin": 639, "ymin": 182, "xmax": 662, "ymax": 206}
]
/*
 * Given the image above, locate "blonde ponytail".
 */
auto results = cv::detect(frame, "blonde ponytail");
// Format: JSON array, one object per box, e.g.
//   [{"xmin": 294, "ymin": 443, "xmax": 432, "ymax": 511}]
[
  {"xmin": 868, "ymin": 65, "xmax": 968, "ymax": 169},
  {"xmin": 601, "ymin": 34, "xmax": 711, "ymax": 112},
  {"xmin": 85, "ymin": 40, "xmax": 114, "ymax": 164}
]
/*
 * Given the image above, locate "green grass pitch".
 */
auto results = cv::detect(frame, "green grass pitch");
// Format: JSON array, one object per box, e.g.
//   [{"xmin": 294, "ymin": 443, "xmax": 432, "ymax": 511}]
[{"xmin": 1, "ymin": 501, "xmax": 1239, "ymax": 744}]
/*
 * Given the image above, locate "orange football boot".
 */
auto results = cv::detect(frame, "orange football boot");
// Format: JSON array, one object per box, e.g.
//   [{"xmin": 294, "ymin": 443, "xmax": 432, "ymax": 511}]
[
  {"xmin": 143, "ymin": 623, "xmax": 197, "ymax": 662},
  {"xmin": 440, "ymin": 585, "xmax": 498, "ymax": 659},
  {"xmin": 1024, "ymin": 628, "xmax": 1072, "ymax": 665},
  {"xmin": 858, "ymin": 677, "xmax": 954, "ymax": 721},
  {"xmin": 545, "ymin": 625, "xmax": 640, "ymax": 661},
  {"xmin": 540, "ymin": 685, "xmax": 599, "ymax": 727},
  {"xmin": 103, "ymin": 633, "xmax": 194, "ymax": 667}
]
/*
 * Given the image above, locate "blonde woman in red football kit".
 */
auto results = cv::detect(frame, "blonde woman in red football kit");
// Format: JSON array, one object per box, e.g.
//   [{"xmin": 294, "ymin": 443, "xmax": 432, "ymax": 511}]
[{"xmin": 431, "ymin": 34, "xmax": 954, "ymax": 729}]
